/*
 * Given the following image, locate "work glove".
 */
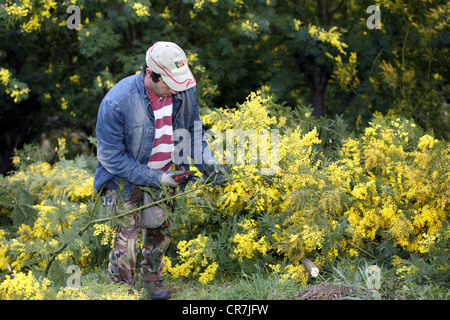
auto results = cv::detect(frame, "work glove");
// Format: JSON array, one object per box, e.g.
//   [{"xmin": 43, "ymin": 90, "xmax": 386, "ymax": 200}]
[
  {"xmin": 204, "ymin": 160, "xmax": 230, "ymax": 187},
  {"xmin": 160, "ymin": 170, "xmax": 185, "ymax": 187}
]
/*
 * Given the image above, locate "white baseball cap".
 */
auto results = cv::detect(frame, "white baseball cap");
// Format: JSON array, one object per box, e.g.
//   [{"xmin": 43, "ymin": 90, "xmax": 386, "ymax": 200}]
[{"xmin": 145, "ymin": 41, "xmax": 197, "ymax": 92}]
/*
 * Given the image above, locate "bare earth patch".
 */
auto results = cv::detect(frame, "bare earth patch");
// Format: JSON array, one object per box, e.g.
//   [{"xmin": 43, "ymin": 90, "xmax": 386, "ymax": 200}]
[{"xmin": 295, "ymin": 282, "xmax": 378, "ymax": 300}]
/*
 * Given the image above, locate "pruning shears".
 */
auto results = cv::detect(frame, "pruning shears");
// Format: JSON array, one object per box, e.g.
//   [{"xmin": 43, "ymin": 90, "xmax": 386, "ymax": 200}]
[{"xmin": 173, "ymin": 165, "xmax": 197, "ymax": 183}]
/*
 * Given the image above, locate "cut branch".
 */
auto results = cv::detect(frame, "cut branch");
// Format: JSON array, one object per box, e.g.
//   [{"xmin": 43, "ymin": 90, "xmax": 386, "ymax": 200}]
[{"xmin": 301, "ymin": 257, "xmax": 320, "ymax": 278}]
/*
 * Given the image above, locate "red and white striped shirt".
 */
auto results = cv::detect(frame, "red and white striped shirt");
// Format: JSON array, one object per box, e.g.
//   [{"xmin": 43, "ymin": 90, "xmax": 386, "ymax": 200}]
[{"xmin": 147, "ymin": 89, "xmax": 174, "ymax": 171}]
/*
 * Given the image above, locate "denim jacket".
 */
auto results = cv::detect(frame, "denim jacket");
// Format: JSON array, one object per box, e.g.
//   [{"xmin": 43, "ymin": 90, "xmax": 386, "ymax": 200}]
[{"xmin": 93, "ymin": 72, "xmax": 214, "ymax": 200}]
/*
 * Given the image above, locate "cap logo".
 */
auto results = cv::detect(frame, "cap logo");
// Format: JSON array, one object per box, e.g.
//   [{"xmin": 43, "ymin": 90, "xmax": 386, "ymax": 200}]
[
  {"xmin": 172, "ymin": 60, "xmax": 187, "ymax": 73},
  {"xmin": 174, "ymin": 60, "xmax": 185, "ymax": 68}
]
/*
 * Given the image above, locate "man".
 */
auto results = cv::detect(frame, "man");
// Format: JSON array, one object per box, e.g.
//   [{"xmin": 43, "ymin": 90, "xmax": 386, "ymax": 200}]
[{"xmin": 93, "ymin": 41, "xmax": 225, "ymax": 300}]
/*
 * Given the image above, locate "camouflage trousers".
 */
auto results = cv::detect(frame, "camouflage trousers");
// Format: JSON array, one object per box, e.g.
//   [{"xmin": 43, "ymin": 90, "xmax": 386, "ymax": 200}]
[{"xmin": 102, "ymin": 188, "xmax": 172, "ymax": 286}]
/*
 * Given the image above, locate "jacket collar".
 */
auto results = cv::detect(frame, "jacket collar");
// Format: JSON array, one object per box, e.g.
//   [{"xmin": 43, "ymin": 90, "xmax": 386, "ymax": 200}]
[
  {"xmin": 136, "ymin": 71, "xmax": 182, "ymax": 119},
  {"xmin": 136, "ymin": 71, "xmax": 183, "ymax": 101}
]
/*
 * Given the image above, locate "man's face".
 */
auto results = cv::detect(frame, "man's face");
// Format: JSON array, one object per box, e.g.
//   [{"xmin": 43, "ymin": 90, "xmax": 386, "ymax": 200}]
[{"xmin": 145, "ymin": 68, "xmax": 177, "ymax": 98}]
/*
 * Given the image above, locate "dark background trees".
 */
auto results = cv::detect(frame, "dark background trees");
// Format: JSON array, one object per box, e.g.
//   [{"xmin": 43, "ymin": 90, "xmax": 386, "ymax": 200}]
[{"xmin": 1, "ymin": 0, "xmax": 448, "ymax": 174}]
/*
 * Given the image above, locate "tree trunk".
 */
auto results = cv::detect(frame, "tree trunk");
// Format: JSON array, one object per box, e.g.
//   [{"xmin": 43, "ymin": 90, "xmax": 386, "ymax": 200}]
[
  {"xmin": 0, "ymin": 118, "xmax": 22, "ymax": 175},
  {"xmin": 308, "ymin": 62, "xmax": 330, "ymax": 118},
  {"xmin": 0, "ymin": 96, "xmax": 41, "ymax": 175}
]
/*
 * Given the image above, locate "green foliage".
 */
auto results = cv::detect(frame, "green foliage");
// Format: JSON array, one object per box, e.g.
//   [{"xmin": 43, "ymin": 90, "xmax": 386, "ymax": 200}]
[
  {"xmin": 0, "ymin": 143, "xmax": 108, "ymax": 285},
  {"xmin": 0, "ymin": 0, "xmax": 449, "ymax": 299},
  {"xmin": 166, "ymin": 93, "xmax": 449, "ymax": 290},
  {"xmin": 1, "ymin": 1, "xmax": 448, "ymax": 175},
  {"xmin": 0, "ymin": 92, "xmax": 448, "ymax": 298}
]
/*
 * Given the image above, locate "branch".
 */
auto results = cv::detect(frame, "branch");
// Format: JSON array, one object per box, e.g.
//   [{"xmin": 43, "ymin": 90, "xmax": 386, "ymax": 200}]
[
  {"xmin": 301, "ymin": 257, "xmax": 320, "ymax": 278},
  {"xmin": 44, "ymin": 176, "xmax": 239, "ymax": 276},
  {"xmin": 90, "ymin": 181, "xmax": 214, "ymax": 224},
  {"xmin": 43, "ymin": 172, "xmax": 260, "ymax": 276}
]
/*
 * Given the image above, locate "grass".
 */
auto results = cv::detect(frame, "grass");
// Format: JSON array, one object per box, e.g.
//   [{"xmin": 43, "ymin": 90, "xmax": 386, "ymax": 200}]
[
  {"xmin": 17, "ymin": 255, "xmax": 443, "ymax": 300},
  {"xmin": 72, "ymin": 257, "xmax": 448, "ymax": 300},
  {"xmin": 163, "ymin": 256, "xmax": 449, "ymax": 300},
  {"xmin": 166, "ymin": 272, "xmax": 302, "ymax": 300}
]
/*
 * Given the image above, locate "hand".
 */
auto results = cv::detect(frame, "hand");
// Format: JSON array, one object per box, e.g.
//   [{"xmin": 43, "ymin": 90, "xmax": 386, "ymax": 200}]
[
  {"xmin": 204, "ymin": 160, "xmax": 229, "ymax": 186},
  {"xmin": 160, "ymin": 170, "xmax": 185, "ymax": 187}
]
